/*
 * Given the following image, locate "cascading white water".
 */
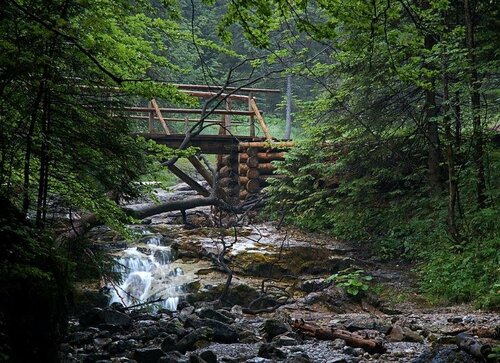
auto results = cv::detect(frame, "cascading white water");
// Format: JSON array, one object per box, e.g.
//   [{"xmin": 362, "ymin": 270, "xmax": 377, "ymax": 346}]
[{"xmin": 109, "ymin": 234, "xmax": 184, "ymax": 310}]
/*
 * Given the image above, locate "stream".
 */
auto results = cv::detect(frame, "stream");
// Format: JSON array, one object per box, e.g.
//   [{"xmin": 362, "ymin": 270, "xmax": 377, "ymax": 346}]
[{"xmin": 61, "ymin": 184, "xmax": 500, "ymax": 363}]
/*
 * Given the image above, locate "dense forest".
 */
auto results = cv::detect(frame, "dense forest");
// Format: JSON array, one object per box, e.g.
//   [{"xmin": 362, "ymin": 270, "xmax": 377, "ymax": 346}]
[{"xmin": 0, "ymin": 0, "xmax": 499, "ymax": 362}]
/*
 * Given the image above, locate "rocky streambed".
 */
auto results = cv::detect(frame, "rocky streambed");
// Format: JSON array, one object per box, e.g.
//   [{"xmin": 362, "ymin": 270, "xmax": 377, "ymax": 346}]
[{"xmin": 61, "ymin": 184, "xmax": 499, "ymax": 363}]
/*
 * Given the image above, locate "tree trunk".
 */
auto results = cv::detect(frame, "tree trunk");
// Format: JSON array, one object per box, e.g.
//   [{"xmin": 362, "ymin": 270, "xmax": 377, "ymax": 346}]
[
  {"xmin": 464, "ymin": 0, "xmax": 486, "ymax": 208},
  {"xmin": 423, "ymin": 33, "xmax": 441, "ymax": 193}
]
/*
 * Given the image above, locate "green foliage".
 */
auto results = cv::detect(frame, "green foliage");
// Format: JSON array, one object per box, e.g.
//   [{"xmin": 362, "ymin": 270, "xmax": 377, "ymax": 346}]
[{"xmin": 326, "ymin": 268, "xmax": 373, "ymax": 297}]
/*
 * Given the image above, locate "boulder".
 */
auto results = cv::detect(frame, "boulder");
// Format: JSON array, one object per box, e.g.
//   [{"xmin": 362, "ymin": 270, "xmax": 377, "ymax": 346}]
[
  {"xmin": 201, "ymin": 319, "xmax": 239, "ymax": 343},
  {"xmin": 133, "ymin": 348, "xmax": 166, "ymax": 363},
  {"xmin": 198, "ymin": 308, "xmax": 234, "ymax": 324},
  {"xmin": 161, "ymin": 334, "xmax": 179, "ymax": 352},
  {"xmin": 258, "ymin": 343, "xmax": 286, "ymax": 359},
  {"xmin": 175, "ymin": 327, "xmax": 213, "ymax": 353},
  {"xmin": 158, "ymin": 351, "xmax": 189, "ymax": 363},
  {"xmin": 263, "ymin": 319, "xmax": 290, "ymax": 340},
  {"xmin": 199, "ymin": 350, "xmax": 218, "ymax": 363}
]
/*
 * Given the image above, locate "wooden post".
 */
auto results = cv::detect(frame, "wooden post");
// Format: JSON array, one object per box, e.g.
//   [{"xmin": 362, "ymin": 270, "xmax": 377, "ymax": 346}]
[
  {"xmin": 187, "ymin": 156, "xmax": 214, "ymax": 187},
  {"xmin": 248, "ymin": 92, "xmax": 255, "ymax": 137},
  {"xmin": 167, "ymin": 164, "xmax": 210, "ymax": 197},
  {"xmin": 249, "ymin": 98, "xmax": 272, "ymax": 141},
  {"xmin": 150, "ymin": 98, "xmax": 172, "ymax": 135},
  {"xmin": 148, "ymin": 100, "xmax": 154, "ymax": 133},
  {"xmin": 224, "ymin": 98, "xmax": 232, "ymax": 134}
]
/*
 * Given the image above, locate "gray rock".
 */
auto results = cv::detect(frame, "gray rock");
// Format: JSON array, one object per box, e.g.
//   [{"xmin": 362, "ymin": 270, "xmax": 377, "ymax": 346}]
[
  {"xmin": 108, "ymin": 339, "xmax": 138, "ymax": 355},
  {"xmin": 158, "ymin": 351, "xmax": 189, "ymax": 363},
  {"xmin": 189, "ymin": 354, "xmax": 208, "ymax": 363},
  {"xmin": 199, "ymin": 350, "xmax": 218, "ymax": 363},
  {"xmin": 273, "ymin": 335, "xmax": 298, "ymax": 346},
  {"xmin": 263, "ymin": 319, "xmax": 290, "ymax": 340},
  {"xmin": 161, "ymin": 334, "xmax": 178, "ymax": 352},
  {"xmin": 176, "ymin": 327, "xmax": 213, "ymax": 353},
  {"xmin": 160, "ymin": 318, "xmax": 187, "ymax": 336},
  {"xmin": 201, "ymin": 319, "xmax": 239, "ymax": 343},
  {"xmin": 258, "ymin": 343, "xmax": 286, "ymax": 359},
  {"xmin": 83, "ymin": 353, "xmax": 111, "ymax": 363},
  {"xmin": 133, "ymin": 348, "xmax": 166, "ymax": 363},
  {"xmin": 198, "ymin": 308, "xmax": 234, "ymax": 324}
]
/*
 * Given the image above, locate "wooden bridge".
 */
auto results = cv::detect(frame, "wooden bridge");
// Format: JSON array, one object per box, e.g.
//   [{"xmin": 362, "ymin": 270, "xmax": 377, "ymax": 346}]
[{"xmin": 123, "ymin": 84, "xmax": 294, "ymax": 204}]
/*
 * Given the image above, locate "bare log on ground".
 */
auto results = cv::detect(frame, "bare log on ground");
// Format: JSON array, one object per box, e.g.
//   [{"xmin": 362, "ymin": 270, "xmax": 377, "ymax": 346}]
[
  {"xmin": 455, "ymin": 333, "xmax": 491, "ymax": 361},
  {"xmin": 125, "ymin": 197, "xmax": 219, "ymax": 220},
  {"xmin": 292, "ymin": 320, "xmax": 386, "ymax": 354}
]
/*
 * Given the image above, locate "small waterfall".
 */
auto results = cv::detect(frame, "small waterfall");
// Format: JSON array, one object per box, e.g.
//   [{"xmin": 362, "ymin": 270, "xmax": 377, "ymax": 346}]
[{"xmin": 109, "ymin": 234, "xmax": 184, "ymax": 310}]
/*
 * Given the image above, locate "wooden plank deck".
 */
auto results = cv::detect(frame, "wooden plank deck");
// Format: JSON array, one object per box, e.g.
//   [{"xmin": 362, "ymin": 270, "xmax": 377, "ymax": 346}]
[{"xmin": 135, "ymin": 133, "xmax": 265, "ymax": 154}]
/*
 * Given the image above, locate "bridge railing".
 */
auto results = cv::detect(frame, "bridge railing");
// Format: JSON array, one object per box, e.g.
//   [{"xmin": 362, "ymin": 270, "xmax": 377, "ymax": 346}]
[{"xmin": 122, "ymin": 84, "xmax": 280, "ymax": 141}]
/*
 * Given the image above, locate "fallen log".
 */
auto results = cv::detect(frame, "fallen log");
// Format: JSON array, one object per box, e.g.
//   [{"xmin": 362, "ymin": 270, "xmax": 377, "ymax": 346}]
[
  {"xmin": 455, "ymin": 333, "xmax": 491, "ymax": 361},
  {"xmin": 291, "ymin": 320, "xmax": 386, "ymax": 354},
  {"xmin": 125, "ymin": 197, "xmax": 219, "ymax": 220}
]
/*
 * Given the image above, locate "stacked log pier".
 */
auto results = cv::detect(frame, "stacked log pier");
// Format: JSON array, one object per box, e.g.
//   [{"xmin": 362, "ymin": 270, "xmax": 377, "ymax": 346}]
[
  {"xmin": 216, "ymin": 151, "xmax": 240, "ymax": 205},
  {"xmin": 238, "ymin": 146, "xmax": 286, "ymax": 201}
]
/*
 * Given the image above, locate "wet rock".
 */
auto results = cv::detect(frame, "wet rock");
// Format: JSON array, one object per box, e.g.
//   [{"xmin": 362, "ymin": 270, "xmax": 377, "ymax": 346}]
[
  {"xmin": 158, "ymin": 351, "xmax": 189, "ymax": 363},
  {"xmin": 263, "ymin": 318, "xmax": 291, "ymax": 340},
  {"xmin": 93, "ymin": 337, "xmax": 112, "ymax": 348},
  {"xmin": 66, "ymin": 331, "xmax": 94, "ymax": 345},
  {"xmin": 82, "ymin": 353, "xmax": 111, "ymax": 363},
  {"xmin": 133, "ymin": 347, "xmax": 166, "ymax": 363},
  {"xmin": 258, "ymin": 343, "xmax": 286, "ymax": 359},
  {"xmin": 198, "ymin": 308, "xmax": 234, "ymax": 324},
  {"xmin": 199, "ymin": 350, "xmax": 218, "ymax": 363},
  {"xmin": 108, "ymin": 339, "xmax": 138, "ymax": 355},
  {"xmin": 80, "ymin": 308, "xmax": 132, "ymax": 328},
  {"xmin": 176, "ymin": 327, "xmax": 213, "ymax": 353},
  {"xmin": 161, "ymin": 334, "xmax": 178, "ymax": 352},
  {"xmin": 97, "ymin": 323, "xmax": 123, "ymax": 333},
  {"xmin": 160, "ymin": 318, "xmax": 187, "ymax": 336},
  {"xmin": 201, "ymin": 319, "xmax": 239, "ymax": 343},
  {"xmin": 80, "ymin": 308, "xmax": 105, "ymax": 327},
  {"xmin": 189, "ymin": 354, "xmax": 208, "ymax": 363}
]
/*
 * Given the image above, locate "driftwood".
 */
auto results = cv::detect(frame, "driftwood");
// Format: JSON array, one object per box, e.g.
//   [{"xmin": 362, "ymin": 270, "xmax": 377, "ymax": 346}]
[
  {"xmin": 292, "ymin": 320, "xmax": 386, "ymax": 354},
  {"xmin": 455, "ymin": 333, "xmax": 491, "ymax": 361}
]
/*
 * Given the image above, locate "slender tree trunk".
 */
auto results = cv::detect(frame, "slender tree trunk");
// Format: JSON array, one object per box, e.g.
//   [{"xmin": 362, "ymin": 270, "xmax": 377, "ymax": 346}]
[
  {"xmin": 285, "ymin": 74, "xmax": 292, "ymax": 140},
  {"xmin": 464, "ymin": 0, "xmax": 486, "ymax": 208},
  {"xmin": 443, "ymin": 61, "xmax": 459, "ymax": 240},
  {"xmin": 424, "ymin": 32, "xmax": 441, "ymax": 193},
  {"xmin": 36, "ymin": 87, "xmax": 51, "ymax": 225},
  {"xmin": 22, "ymin": 81, "xmax": 44, "ymax": 216}
]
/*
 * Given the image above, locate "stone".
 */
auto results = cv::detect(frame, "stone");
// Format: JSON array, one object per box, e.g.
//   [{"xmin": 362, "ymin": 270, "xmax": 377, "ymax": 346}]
[
  {"xmin": 189, "ymin": 355, "xmax": 208, "ymax": 363},
  {"xmin": 175, "ymin": 327, "xmax": 213, "ymax": 353},
  {"xmin": 201, "ymin": 319, "xmax": 239, "ymax": 343},
  {"xmin": 263, "ymin": 318, "xmax": 290, "ymax": 340},
  {"xmin": 133, "ymin": 348, "xmax": 166, "ymax": 363},
  {"xmin": 160, "ymin": 318, "xmax": 187, "ymax": 336},
  {"xmin": 158, "ymin": 351, "xmax": 189, "ymax": 363},
  {"xmin": 93, "ymin": 338, "xmax": 112, "ymax": 347},
  {"xmin": 388, "ymin": 325, "xmax": 404, "ymax": 341},
  {"xmin": 82, "ymin": 353, "xmax": 111, "ymax": 363},
  {"xmin": 258, "ymin": 343, "xmax": 286, "ymax": 359},
  {"xmin": 273, "ymin": 335, "xmax": 298, "ymax": 346},
  {"xmin": 413, "ymin": 347, "xmax": 474, "ymax": 363},
  {"xmin": 79, "ymin": 308, "xmax": 104, "ymax": 327},
  {"xmin": 66, "ymin": 331, "xmax": 94, "ymax": 345},
  {"xmin": 161, "ymin": 334, "xmax": 178, "ymax": 352},
  {"xmin": 108, "ymin": 339, "xmax": 138, "ymax": 355},
  {"xmin": 198, "ymin": 308, "xmax": 234, "ymax": 324},
  {"xmin": 199, "ymin": 350, "xmax": 218, "ymax": 363}
]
